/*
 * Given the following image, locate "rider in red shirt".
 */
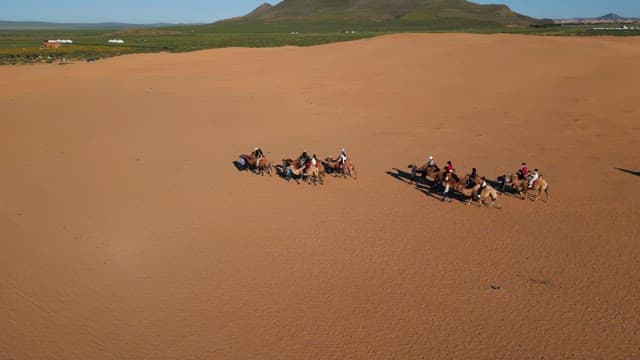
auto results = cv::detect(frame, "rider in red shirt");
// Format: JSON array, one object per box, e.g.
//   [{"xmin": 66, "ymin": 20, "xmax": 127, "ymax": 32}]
[
  {"xmin": 444, "ymin": 161, "xmax": 455, "ymax": 173},
  {"xmin": 519, "ymin": 162, "xmax": 529, "ymax": 179}
]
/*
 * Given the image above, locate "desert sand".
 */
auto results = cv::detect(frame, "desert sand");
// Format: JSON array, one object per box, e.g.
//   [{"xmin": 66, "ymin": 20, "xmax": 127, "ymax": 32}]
[{"xmin": 1, "ymin": 33, "xmax": 639, "ymax": 359}]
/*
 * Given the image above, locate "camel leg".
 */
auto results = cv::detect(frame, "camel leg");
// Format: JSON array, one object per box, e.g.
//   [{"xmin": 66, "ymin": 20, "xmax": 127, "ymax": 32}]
[{"xmin": 490, "ymin": 198, "xmax": 502, "ymax": 209}]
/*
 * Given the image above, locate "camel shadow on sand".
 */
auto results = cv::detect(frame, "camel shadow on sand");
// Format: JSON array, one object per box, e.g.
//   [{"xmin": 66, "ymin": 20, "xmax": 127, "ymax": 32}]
[
  {"xmin": 232, "ymin": 160, "xmax": 246, "ymax": 172},
  {"xmin": 388, "ymin": 167, "xmax": 515, "ymax": 204},
  {"xmin": 616, "ymin": 168, "xmax": 640, "ymax": 177},
  {"xmin": 386, "ymin": 168, "xmax": 467, "ymax": 203}
]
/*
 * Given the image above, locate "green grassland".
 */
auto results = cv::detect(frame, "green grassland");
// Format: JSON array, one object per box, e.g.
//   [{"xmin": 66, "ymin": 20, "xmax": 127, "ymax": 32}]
[
  {"xmin": 2, "ymin": 23, "xmax": 639, "ymax": 65},
  {"xmin": 0, "ymin": 28, "xmax": 382, "ymax": 64}
]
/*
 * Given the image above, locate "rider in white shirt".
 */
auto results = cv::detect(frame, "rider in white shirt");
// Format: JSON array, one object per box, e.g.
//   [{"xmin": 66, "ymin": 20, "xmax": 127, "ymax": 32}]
[
  {"xmin": 528, "ymin": 169, "xmax": 540, "ymax": 188},
  {"xmin": 339, "ymin": 148, "xmax": 347, "ymax": 169},
  {"xmin": 427, "ymin": 156, "xmax": 435, "ymax": 167}
]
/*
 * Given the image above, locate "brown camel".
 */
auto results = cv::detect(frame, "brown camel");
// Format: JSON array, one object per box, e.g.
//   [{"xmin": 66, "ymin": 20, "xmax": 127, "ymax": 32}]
[
  {"xmin": 439, "ymin": 171, "xmax": 468, "ymax": 202},
  {"xmin": 239, "ymin": 154, "xmax": 272, "ymax": 176},
  {"xmin": 408, "ymin": 163, "xmax": 442, "ymax": 185},
  {"xmin": 324, "ymin": 157, "xmax": 357, "ymax": 179},
  {"xmin": 498, "ymin": 173, "xmax": 528, "ymax": 199}
]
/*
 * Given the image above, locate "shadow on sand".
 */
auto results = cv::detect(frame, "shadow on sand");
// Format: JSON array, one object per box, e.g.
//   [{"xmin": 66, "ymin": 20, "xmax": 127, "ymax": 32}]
[
  {"xmin": 386, "ymin": 167, "xmax": 466, "ymax": 203},
  {"xmin": 616, "ymin": 168, "xmax": 640, "ymax": 177},
  {"xmin": 388, "ymin": 167, "xmax": 522, "ymax": 204},
  {"xmin": 232, "ymin": 160, "xmax": 246, "ymax": 172}
]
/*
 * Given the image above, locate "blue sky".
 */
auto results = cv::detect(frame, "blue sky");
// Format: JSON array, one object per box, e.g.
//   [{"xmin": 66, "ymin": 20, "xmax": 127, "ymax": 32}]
[{"xmin": 1, "ymin": 1, "xmax": 639, "ymax": 24}]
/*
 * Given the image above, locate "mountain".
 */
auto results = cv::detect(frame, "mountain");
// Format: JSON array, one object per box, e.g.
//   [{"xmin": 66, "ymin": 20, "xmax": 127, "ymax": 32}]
[
  {"xmin": 214, "ymin": 0, "xmax": 544, "ymax": 30},
  {"xmin": 598, "ymin": 13, "xmax": 624, "ymax": 20},
  {"xmin": 0, "ymin": 20, "xmax": 184, "ymax": 30},
  {"xmin": 554, "ymin": 13, "xmax": 639, "ymax": 25}
]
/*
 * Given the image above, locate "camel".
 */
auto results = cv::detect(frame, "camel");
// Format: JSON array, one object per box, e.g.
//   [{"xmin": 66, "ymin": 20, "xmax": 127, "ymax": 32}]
[
  {"xmin": 408, "ymin": 164, "xmax": 442, "ymax": 185},
  {"xmin": 475, "ymin": 184, "xmax": 502, "ymax": 209},
  {"xmin": 454, "ymin": 182, "xmax": 481, "ymax": 204},
  {"xmin": 239, "ymin": 154, "xmax": 272, "ymax": 176},
  {"xmin": 525, "ymin": 176, "xmax": 550, "ymax": 202},
  {"xmin": 283, "ymin": 158, "xmax": 325, "ymax": 177},
  {"xmin": 284, "ymin": 164, "xmax": 322, "ymax": 185},
  {"xmin": 324, "ymin": 156, "xmax": 357, "ymax": 179},
  {"xmin": 438, "ymin": 171, "xmax": 466, "ymax": 202},
  {"xmin": 497, "ymin": 173, "xmax": 528, "ymax": 199}
]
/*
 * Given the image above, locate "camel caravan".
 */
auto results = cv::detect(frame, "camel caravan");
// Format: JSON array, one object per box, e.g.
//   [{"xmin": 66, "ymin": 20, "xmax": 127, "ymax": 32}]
[
  {"xmin": 408, "ymin": 158, "xmax": 550, "ymax": 209},
  {"xmin": 236, "ymin": 147, "xmax": 357, "ymax": 185}
]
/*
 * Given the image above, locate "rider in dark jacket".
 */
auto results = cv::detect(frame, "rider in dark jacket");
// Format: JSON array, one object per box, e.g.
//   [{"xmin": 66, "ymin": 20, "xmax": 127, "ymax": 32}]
[
  {"xmin": 299, "ymin": 150, "xmax": 308, "ymax": 166},
  {"xmin": 467, "ymin": 167, "xmax": 477, "ymax": 187}
]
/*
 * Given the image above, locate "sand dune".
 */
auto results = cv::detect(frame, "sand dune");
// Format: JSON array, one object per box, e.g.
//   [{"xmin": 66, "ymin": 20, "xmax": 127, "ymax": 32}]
[{"xmin": 1, "ymin": 33, "xmax": 639, "ymax": 359}]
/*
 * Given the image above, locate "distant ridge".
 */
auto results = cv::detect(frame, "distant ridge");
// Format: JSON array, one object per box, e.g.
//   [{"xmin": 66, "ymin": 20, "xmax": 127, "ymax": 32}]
[
  {"xmin": 598, "ymin": 13, "xmax": 624, "ymax": 20},
  {"xmin": 213, "ymin": 0, "xmax": 545, "ymax": 30},
  {"xmin": 554, "ymin": 13, "xmax": 639, "ymax": 25}
]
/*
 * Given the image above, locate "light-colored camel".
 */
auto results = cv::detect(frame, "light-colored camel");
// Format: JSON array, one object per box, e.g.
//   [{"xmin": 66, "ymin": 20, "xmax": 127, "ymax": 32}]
[
  {"xmin": 283, "ymin": 158, "xmax": 325, "ymax": 177},
  {"xmin": 454, "ymin": 182, "xmax": 481, "ymax": 204},
  {"xmin": 525, "ymin": 176, "xmax": 550, "ymax": 202},
  {"xmin": 285, "ymin": 165, "xmax": 322, "ymax": 185},
  {"xmin": 476, "ymin": 185, "xmax": 502, "ymax": 209}
]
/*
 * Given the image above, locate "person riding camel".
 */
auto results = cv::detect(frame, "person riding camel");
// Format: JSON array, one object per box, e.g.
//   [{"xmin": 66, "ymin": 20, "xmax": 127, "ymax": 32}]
[
  {"xmin": 299, "ymin": 150, "xmax": 308, "ymax": 167},
  {"xmin": 253, "ymin": 146, "xmax": 264, "ymax": 167},
  {"xmin": 338, "ymin": 148, "xmax": 347, "ymax": 170},
  {"xmin": 528, "ymin": 169, "xmax": 540, "ymax": 188},
  {"xmin": 304, "ymin": 157, "xmax": 312, "ymax": 173},
  {"xmin": 253, "ymin": 146, "xmax": 263, "ymax": 157},
  {"xmin": 444, "ymin": 161, "xmax": 455, "ymax": 173},
  {"xmin": 518, "ymin": 162, "xmax": 529, "ymax": 180},
  {"xmin": 427, "ymin": 155, "xmax": 435, "ymax": 168},
  {"xmin": 467, "ymin": 167, "xmax": 478, "ymax": 187},
  {"xmin": 477, "ymin": 176, "xmax": 488, "ymax": 200}
]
